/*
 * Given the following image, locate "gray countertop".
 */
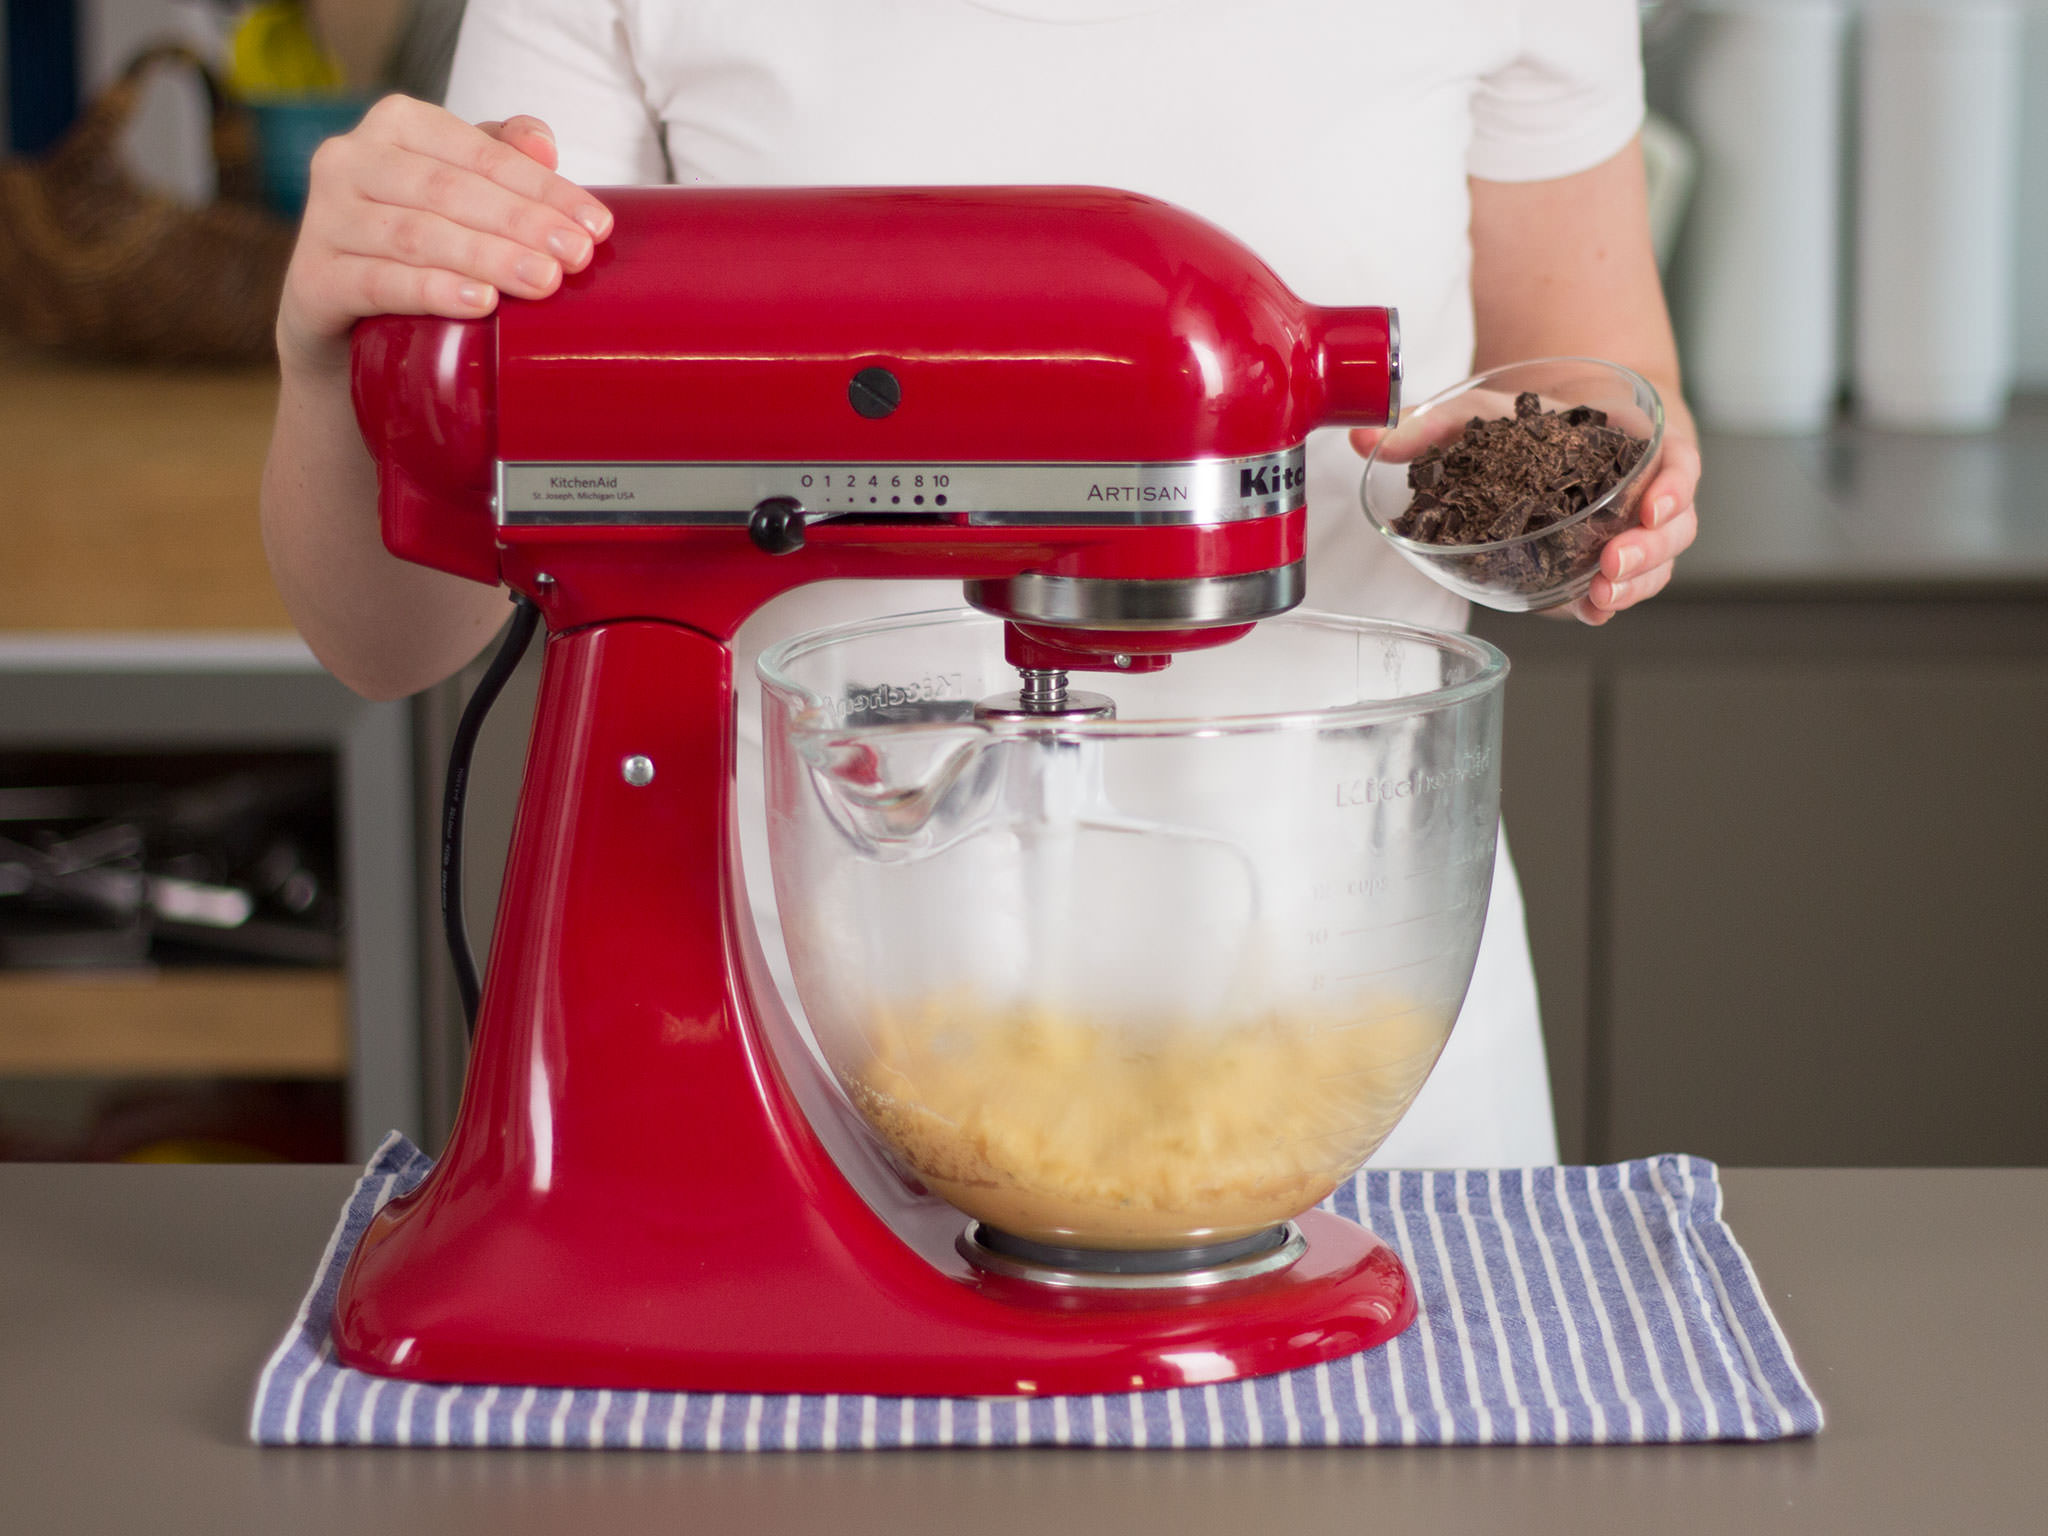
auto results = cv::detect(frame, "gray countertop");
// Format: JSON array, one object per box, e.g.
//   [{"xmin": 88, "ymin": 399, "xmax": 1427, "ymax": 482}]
[
  {"xmin": 3, "ymin": 1164, "xmax": 2045, "ymax": 1534},
  {"xmin": 1679, "ymin": 397, "xmax": 2048, "ymax": 594}
]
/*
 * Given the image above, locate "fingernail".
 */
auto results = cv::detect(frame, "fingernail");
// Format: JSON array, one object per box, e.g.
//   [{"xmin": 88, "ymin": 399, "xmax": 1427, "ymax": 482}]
[
  {"xmin": 547, "ymin": 228, "xmax": 592, "ymax": 264},
  {"xmin": 458, "ymin": 282, "xmax": 492, "ymax": 309},
  {"xmin": 1652, "ymin": 495, "xmax": 1675, "ymax": 525},
  {"xmin": 577, "ymin": 205, "xmax": 612, "ymax": 238},
  {"xmin": 515, "ymin": 254, "xmax": 557, "ymax": 289},
  {"xmin": 1617, "ymin": 547, "xmax": 1640, "ymax": 579}
]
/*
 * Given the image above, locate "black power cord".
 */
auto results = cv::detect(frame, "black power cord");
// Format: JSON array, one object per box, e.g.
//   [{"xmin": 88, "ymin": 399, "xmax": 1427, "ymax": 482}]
[{"xmin": 442, "ymin": 594, "xmax": 542, "ymax": 1037}]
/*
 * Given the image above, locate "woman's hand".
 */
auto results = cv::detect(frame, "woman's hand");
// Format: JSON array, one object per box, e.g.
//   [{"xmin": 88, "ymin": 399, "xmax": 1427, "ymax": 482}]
[
  {"xmin": 1456, "ymin": 134, "xmax": 1703, "ymax": 626},
  {"xmin": 263, "ymin": 96, "xmax": 607, "ymax": 700},
  {"xmin": 1567, "ymin": 402, "xmax": 1699, "ymax": 626},
  {"xmin": 276, "ymin": 94, "xmax": 613, "ymax": 375}
]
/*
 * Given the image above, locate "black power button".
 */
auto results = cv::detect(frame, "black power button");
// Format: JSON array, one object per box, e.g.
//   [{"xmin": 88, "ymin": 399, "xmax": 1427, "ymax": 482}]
[{"xmin": 849, "ymin": 366, "xmax": 901, "ymax": 419}]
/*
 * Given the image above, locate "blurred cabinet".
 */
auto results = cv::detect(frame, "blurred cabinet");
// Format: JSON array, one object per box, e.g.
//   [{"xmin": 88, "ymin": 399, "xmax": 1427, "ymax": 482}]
[
  {"xmin": 0, "ymin": 638, "xmax": 420, "ymax": 1157},
  {"xmin": 1473, "ymin": 598, "xmax": 2048, "ymax": 1167}
]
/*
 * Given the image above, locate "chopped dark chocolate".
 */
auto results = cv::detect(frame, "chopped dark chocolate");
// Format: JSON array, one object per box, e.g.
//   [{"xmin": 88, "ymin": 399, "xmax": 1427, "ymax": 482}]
[{"xmin": 1391, "ymin": 392, "xmax": 1650, "ymax": 598}]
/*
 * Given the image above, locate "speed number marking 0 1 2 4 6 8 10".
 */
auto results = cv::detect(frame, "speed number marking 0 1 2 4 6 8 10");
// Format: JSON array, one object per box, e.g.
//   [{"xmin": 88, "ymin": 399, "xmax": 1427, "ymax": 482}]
[
  {"xmin": 796, "ymin": 468, "xmax": 951, "ymax": 509},
  {"xmin": 495, "ymin": 448, "xmax": 1307, "ymax": 527}
]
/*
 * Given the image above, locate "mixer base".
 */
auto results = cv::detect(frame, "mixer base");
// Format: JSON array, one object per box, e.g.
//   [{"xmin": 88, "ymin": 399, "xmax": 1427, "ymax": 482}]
[{"xmin": 336, "ymin": 1196, "xmax": 1416, "ymax": 1399}]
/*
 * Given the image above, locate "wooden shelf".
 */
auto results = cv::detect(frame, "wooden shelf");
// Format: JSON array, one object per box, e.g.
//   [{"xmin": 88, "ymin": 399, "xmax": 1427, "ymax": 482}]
[
  {"xmin": 0, "ymin": 345, "xmax": 290, "ymax": 631},
  {"xmin": 0, "ymin": 969, "xmax": 346, "ymax": 1076}
]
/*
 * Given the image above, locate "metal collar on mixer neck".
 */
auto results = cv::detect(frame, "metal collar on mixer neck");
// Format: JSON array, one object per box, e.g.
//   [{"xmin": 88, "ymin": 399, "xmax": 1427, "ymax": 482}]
[{"xmin": 964, "ymin": 563, "xmax": 1305, "ymax": 630}]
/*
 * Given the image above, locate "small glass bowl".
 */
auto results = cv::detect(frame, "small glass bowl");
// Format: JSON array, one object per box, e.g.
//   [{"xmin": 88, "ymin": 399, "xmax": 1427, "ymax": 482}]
[{"xmin": 1360, "ymin": 358, "xmax": 1664, "ymax": 613}]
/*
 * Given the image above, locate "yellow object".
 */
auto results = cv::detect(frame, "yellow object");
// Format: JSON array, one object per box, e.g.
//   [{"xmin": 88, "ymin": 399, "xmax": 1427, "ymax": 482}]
[
  {"xmin": 843, "ymin": 992, "xmax": 1451, "ymax": 1249},
  {"xmin": 227, "ymin": 2, "xmax": 345, "ymax": 97}
]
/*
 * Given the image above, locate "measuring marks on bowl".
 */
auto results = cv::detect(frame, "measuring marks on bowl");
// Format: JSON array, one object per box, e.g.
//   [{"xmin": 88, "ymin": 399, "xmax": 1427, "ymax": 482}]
[{"xmin": 1298, "ymin": 851, "xmax": 1493, "ymax": 1015}]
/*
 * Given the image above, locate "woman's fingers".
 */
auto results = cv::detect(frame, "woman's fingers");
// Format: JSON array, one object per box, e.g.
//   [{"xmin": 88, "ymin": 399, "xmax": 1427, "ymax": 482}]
[
  {"xmin": 374, "ymin": 95, "xmax": 611, "ymax": 236},
  {"xmin": 485, "ymin": 114, "xmax": 561, "ymax": 172},
  {"xmin": 1601, "ymin": 503, "xmax": 1698, "ymax": 583},
  {"xmin": 312, "ymin": 130, "xmax": 601, "ymax": 268},
  {"xmin": 328, "ymin": 253, "xmax": 501, "ymax": 319},
  {"xmin": 1567, "ymin": 508, "xmax": 1695, "ymax": 622},
  {"xmin": 1582, "ymin": 555, "xmax": 1674, "ymax": 617},
  {"xmin": 347, "ymin": 139, "xmax": 594, "ymax": 272},
  {"xmin": 337, "ymin": 202, "xmax": 565, "ymax": 301},
  {"xmin": 1573, "ymin": 503, "xmax": 1696, "ymax": 620},
  {"xmin": 1601, "ymin": 549, "xmax": 1678, "ymax": 607},
  {"xmin": 1567, "ymin": 419, "xmax": 1700, "ymax": 622},
  {"xmin": 1638, "ymin": 435, "xmax": 1702, "ymax": 529}
]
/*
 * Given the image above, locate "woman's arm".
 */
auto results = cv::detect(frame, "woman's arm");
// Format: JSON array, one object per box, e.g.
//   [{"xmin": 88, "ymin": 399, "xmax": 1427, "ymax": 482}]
[
  {"xmin": 1462, "ymin": 133, "xmax": 1700, "ymax": 624},
  {"xmin": 261, "ymin": 99, "xmax": 614, "ymax": 700}
]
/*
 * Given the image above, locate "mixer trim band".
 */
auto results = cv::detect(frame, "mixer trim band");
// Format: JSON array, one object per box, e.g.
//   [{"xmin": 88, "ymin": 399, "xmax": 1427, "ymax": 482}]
[
  {"xmin": 494, "ymin": 448, "xmax": 1307, "ymax": 527},
  {"xmin": 958, "ymin": 1221, "xmax": 1310, "ymax": 1291}
]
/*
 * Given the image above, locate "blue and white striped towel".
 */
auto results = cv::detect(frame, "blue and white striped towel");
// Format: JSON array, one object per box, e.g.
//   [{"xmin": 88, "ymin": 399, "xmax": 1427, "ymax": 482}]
[{"xmin": 251, "ymin": 1134, "xmax": 1823, "ymax": 1449}]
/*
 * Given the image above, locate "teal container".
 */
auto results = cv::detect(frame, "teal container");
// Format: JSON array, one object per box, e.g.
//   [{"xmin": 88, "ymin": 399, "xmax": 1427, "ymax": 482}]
[{"xmin": 244, "ymin": 95, "xmax": 373, "ymax": 217}]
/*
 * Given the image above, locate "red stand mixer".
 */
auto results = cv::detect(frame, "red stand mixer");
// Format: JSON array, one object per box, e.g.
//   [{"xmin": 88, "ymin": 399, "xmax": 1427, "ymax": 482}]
[{"xmin": 337, "ymin": 186, "xmax": 1435, "ymax": 1396}]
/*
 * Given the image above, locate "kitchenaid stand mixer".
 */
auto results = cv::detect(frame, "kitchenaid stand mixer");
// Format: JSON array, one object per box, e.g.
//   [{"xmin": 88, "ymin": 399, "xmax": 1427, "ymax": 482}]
[{"xmin": 336, "ymin": 186, "xmax": 1449, "ymax": 1396}]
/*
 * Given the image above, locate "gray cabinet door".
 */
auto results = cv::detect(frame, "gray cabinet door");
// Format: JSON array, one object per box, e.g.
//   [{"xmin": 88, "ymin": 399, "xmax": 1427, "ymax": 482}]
[{"xmin": 1604, "ymin": 662, "xmax": 2048, "ymax": 1166}]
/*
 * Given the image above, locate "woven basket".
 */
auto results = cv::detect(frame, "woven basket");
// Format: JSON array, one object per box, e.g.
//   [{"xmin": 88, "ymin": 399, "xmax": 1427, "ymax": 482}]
[{"xmin": 0, "ymin": 43, "xmax": 297, "ymax": 366}]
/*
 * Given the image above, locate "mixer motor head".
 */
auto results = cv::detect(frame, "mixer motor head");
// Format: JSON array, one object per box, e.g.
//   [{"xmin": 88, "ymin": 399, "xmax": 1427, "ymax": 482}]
[{"xmin": 351, "ymin": 185, "xmax": 1399, "ymax": 663}]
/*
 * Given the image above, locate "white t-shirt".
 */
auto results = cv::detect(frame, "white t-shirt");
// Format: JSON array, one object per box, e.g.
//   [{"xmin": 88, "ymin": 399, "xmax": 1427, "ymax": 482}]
[{"xmin": 445, "ymin": 0, "xmax": 1643, "ymax": 1165}]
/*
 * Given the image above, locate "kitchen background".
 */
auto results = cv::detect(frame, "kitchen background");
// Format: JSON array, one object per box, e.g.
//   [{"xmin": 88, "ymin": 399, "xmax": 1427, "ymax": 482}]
[{"xmin": 0, "ymin": 0, "xmax": 2042, "ymax": 1166}]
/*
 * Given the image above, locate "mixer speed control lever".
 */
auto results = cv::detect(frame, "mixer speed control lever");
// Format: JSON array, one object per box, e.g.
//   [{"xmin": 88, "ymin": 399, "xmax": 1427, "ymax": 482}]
[
  {"xmin": 748, "ymin": 497, "xmax": 814, "ymax": 555},
  {"xmin": 746, "ymin": 490, "xmax": 871, "ymax": 553}
]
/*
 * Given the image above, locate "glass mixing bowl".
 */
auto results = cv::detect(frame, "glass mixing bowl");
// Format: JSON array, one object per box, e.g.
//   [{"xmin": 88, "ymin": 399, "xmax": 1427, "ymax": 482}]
[
  {"xmin": 1360, "ymin": 357, "xmax": 1664, "ymax": 612},
  {"xmin": 759, "ymin": 610, "xmax": 1506, "ymax": 1252}
]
